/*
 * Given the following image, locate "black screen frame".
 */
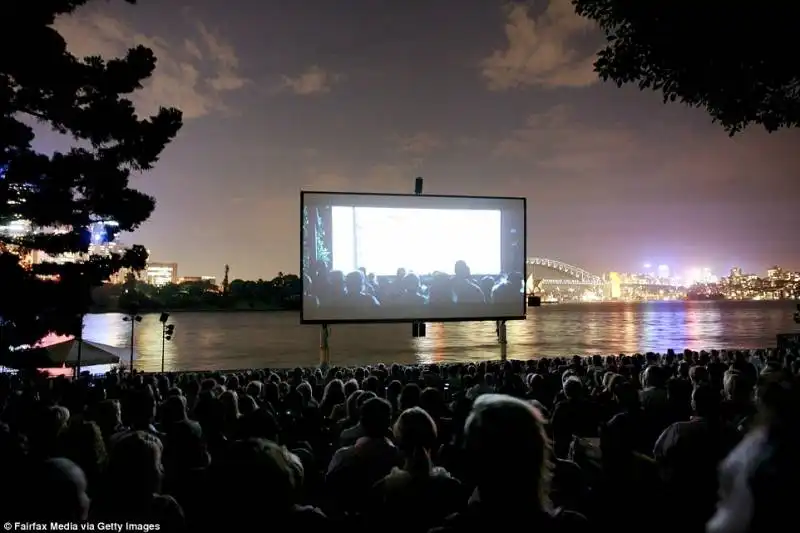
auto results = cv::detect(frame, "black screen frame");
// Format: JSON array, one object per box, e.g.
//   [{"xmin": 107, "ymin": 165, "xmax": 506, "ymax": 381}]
[{"xmin": 299, "ymin": 190, "xmax": 528, "ymax": 325}]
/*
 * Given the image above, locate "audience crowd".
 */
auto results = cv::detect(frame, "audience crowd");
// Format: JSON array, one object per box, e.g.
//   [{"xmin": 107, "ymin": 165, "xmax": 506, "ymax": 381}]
[{"xmin": 2, "ymin": 348, "xmax": 799, "ymax": 532}]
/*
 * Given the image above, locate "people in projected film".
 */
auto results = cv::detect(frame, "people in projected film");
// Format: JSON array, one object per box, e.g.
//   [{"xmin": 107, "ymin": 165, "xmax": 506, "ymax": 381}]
[{"xmin": 304, "ymin": 259, "xmax": 524, "ymax": 309}]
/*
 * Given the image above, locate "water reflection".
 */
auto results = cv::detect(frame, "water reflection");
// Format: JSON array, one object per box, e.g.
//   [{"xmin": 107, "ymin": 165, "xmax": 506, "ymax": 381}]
[
  {"xmin": 622, "ymin": 309, "xmax": 635, "ymax": 351},
  {"xmin": 81, "ymin": 301, "xmax": 797, "ymax": 372}
]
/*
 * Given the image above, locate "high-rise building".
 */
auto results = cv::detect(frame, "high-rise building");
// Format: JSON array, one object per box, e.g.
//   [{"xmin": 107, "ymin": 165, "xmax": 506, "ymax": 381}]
[
  {"xmin": 766, "ymin": 266, "xmax": 782, "ymax": 280},
  {"xmin": 606, "ymin": 272, "xmax": 621, "ymax": 300},
  {"xmin": 730, "ymin": 267, "xmax": 743, "ymax": 278},
  {"xmin": 145, "ymin": 262, "xmax": 178, "ymax": 286}
]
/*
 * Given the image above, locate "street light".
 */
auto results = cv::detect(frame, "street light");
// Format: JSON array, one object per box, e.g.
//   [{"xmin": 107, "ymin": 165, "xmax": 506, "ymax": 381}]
[
  {"xmin": 75, "ymin": 312, "xmax": 86, "ymax": 378},
  {"xmin": 122, "ymin": 312, "xmax": 142, "ymax": 373},
  {"xmin": 159, "ymin": 312, "xmax": 175, "ymax": 373}
]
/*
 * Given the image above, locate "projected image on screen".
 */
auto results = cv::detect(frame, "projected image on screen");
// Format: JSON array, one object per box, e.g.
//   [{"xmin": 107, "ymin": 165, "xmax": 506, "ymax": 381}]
[{"xmin": 301, "ymin": 192, "xmax": 526, "ymax": 323}]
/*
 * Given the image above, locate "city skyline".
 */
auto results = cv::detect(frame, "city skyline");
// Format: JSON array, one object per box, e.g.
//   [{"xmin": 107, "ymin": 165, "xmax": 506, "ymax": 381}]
[
  {"xmin": 149, "ymin": 256, "xmax": 797, "ymax": 285},
  {"xmin": 34, "ymin": 0, "xmax": 800, "ymax": 281}
]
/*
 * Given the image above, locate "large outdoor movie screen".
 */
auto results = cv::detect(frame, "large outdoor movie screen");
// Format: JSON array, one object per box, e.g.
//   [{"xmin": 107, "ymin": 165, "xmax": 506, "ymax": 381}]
[{"xmin": 301, "ymin": 192, "xmax": 526, "ymax": 323}]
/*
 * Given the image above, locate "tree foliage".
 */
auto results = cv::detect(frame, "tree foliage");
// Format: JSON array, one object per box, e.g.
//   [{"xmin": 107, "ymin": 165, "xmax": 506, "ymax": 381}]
[
  {"xmin": 93, "ymin": 274, "xmax": 303, "ymax": 313},
  {"xmin": 0, "ymin": 0, "xmax": 182, "ymax": 351},
  {"xmin": 573, "ymin": 0, "xmax": 800, "ymax": 135}
]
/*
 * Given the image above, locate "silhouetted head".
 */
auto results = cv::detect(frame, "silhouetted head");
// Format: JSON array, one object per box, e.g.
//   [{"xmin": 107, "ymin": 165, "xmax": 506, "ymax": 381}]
[
  {"xmin": 643, "ymin": 365, "xmax": 666, "ymax": 388},
  {"xmin": 394, "ymin": 407, "xmax": 438, "ymax": 471},
  {"xmin": 358, "ymin": 266, "xmax": 367, "ymax": 276},
  {"xmin": 360, "ymin": 397, "xmax": 392, "ymax": 439},
  {"xmin": 401, "ymin": 273, "xmax": 421, "ymax": 293},
  {"xmin": 163, "ymin": 419, "xmax": 209, "ymax": 472},
  {"xmin": 328, "ymin": 270, "xmax": 346, "ymax": 293},
  {"xmin": 428, "ymin": 273, "xmax": 454, "ymax": 304},
  {"xmin": 454, "ymin": 260, "xmax": 470, "ymax": 278},
  {"xmin": 563, "ymin": 376, "xmax": 583, "ymax": 400},
  {"xmin": 464, "ymin": 394, "xmax": 550, "ymax": 507},
  {"xmin": 756, "ymin": 367, "xmax": 800, "ymax": 428},
  {"xmin": 106, "ymin": 431, "xmax": 163, "ymax": 496},
  {"xmin": 508, "ymin": 272, "xmax": 523, "ymax": 287},
  {"xmin": 692, "ymin": 384, "xmax": 719, "ymax": 418},
  {"xmin": 396, "ymin": 268, "xmax": 406, "ymax": 279},
  {"xmin": 35, "ymin": 458, "xmax": 90, "ymax": 522},
  {"xmin": 221, "ymin": 438, "xmax": 303, "ymax": 513},
  {"xmin": 345, "ymin": 270, "xmax": 366, "ymax": 295}
]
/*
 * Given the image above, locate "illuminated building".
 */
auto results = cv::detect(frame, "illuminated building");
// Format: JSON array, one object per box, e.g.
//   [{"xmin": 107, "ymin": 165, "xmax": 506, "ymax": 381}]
[
  {"xmin": 767, "ymin": 266, "xmax": 782, "ymax": 280},
  {"xmin": 146, "ymin": 262, "xmax": 178, "ymax": 286},
  {"xmin": 179, "ymin": 275, "xmax": 217, "ymax": 286},
  {"xmin": 607, "ymin": 272, "xmax": 621, "ymax": 299},
  {"xmin": 730, "ymin": 267, "xmax": 743, "ymax": 278}
]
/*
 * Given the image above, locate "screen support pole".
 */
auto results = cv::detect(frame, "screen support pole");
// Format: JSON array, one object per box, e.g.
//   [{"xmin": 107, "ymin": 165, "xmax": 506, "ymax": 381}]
[
  {"xmin": 497, "ymin": 320, "xmax": 508, "ymax": 344},
  {"xmin": 319, "ymin": 324, "xmax": 331, "ymax": 368},
  {"xmin": 498, "ymin": 320, "xmax": 508, "ymax": 361},
  {"xmin": 412, "ymin": 176, "xmax": 426, "ymax": 339}
]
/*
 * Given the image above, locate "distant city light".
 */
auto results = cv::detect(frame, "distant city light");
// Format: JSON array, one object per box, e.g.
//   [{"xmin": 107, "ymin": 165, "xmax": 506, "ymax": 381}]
[{"xmin": 685, "ymin": 267, "xmax": 718, "ymax": 285}]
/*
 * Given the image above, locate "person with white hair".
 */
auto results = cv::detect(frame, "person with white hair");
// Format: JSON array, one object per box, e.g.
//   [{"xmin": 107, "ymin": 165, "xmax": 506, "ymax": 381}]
[{"xmin": 431, "ymin": 394, "xmax": 586, "ymax": 533}]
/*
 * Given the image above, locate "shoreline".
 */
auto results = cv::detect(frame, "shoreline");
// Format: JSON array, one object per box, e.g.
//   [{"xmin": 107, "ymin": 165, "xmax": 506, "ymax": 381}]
[{"xmin": 89, "ymin": 307, "xmax": 294, "ymax": 314}]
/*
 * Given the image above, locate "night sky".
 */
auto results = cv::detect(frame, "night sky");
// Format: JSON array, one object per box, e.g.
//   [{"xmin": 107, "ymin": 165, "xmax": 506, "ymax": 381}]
[{"xmin": 46, "ymin": 0, "xmax": 800, "ymax": 280}]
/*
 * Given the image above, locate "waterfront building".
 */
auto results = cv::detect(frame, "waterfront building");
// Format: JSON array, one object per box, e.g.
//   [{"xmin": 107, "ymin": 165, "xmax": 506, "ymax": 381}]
[
  {"xmin": 179, "ymin": 275, "xmax": 217, "ymax": 285},
  {"xmin": 145, "ymin": 262, "xmax": 178, "ymax": 286}
]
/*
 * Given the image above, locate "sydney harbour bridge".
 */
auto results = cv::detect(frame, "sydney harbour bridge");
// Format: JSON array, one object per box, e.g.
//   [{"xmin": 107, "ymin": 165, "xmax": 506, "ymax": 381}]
[{"xmin": 524, "ymin": 257, "xmax": 674, "ymax": 298}]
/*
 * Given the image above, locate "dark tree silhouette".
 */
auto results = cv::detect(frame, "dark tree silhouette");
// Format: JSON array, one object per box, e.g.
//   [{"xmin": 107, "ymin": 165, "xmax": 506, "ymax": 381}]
[
  {"xmin": 0, "ymin": 0, "xmax": 182, "ymax": 351},
  {"xmin": 222, "ymin": 264, "xmax": 230, "ymax": 296},
  {"xmin": 573, "ymin": 0, "xmax": 799, "ymax": 135}
]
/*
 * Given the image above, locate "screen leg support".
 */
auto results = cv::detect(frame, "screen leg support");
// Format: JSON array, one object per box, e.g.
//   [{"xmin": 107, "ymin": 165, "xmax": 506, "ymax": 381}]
[
  {"xmin": 319, "ymin": 324, "xmax": 331, "ymax": 368},
  {"xmin": 498, "ymin": 320, "xmax": 508, "ymax": 361},
  {"xmin": 497, "ymin": 320, "xmax": 508, "ymax": 345}
]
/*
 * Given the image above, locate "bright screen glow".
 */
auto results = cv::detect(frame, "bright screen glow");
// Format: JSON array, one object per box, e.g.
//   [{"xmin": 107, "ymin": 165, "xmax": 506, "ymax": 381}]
[{"xmin": 301, "ymin": 192, "xmax": 526, "ymax": 323}]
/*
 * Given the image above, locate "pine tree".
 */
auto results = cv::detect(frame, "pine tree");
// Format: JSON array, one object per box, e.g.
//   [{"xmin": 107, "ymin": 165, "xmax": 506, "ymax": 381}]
[{"xmin": 0, "ymin": 0, "xmax": 182, "ymax": 352}]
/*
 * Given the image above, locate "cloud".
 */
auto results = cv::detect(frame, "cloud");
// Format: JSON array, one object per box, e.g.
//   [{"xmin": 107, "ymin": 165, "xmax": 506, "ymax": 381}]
[
  {"xmin": 299, "ymin": 170, "xmax": 352, "ymax": 191},
  {"xmin": 481, "ymin": 0, "xmax": 597, "ymax": 90},
  {"xmin": 53, "ymin": 10, "xmax": 248, "ymax": 119},
  {"xmin": 281, "ymin": 66, "xmax": 342, "ymax": 96},
  {"xmin": 494, "ymin": 105, "xmax": 639, "ymax": 175},
  {"xmin": 395, "ymin": 132, "xmax": 445, "ymax": 155},
  {"xmin": 493, "ymin": 104, "xmax": 800, "ymax": 203},
  {"xmin": 300, "ymin": 163, "xmax": 414, "ymax": 194}
]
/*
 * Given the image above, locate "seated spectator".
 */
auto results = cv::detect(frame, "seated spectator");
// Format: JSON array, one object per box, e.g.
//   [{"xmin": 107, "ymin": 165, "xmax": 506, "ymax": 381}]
[
  {"xmin": 551, "ymin": 377, "xmax": 597, "ymax": 458},
  {"xmin": 432, "ymin": 394, "xmax": 586, "ymax": 533},
  {"xmin": 23, "ymin": 458, "xmax": 90, "ymax": 522},
  {"xmin": 91, "ymin": 431, "xmax": 185, "ymax": 529},
  {"xmin": 708, "ymin": 368, "xmax": 800, "ymax": 533},
  {"xmin": 326, "ymin": 397, "xmax": 401, "ymax": 515},
  {"xmin": 654, "ymin": 384, "xmax": 739, "ymax": 533},
  {"xmin": 370, "ymin": 407, "xmax": 464, "ymax": 533},
  {"xmin": 214, "ymin": 438, "xmax": 327, "ymax": 529}
]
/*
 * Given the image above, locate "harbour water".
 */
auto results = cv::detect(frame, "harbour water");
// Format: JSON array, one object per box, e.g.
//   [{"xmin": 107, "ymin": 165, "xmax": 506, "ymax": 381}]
[{"xmin": 81, "ymin": 300, "xmax": 798, "ymax": 372}]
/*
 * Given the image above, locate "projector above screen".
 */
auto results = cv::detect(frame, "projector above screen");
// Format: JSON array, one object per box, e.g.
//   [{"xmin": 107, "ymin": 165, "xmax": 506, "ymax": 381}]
[{"xmin": 301, "ymin": 192, "xmax": 527, "ymax": 324}]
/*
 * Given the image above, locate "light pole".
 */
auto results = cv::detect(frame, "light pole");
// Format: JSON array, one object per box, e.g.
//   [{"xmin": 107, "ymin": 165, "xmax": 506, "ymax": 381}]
[
  {"xmin": 122, "ymin": 312, "xmax": 142, "ymax": 373},
  {"xmin": 159, "ymin": 312, "xmax": 175, "ymax": 373},
  {"xmin": 75, "ymin": 312, "xmax": 85, "ymax": 377}
]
